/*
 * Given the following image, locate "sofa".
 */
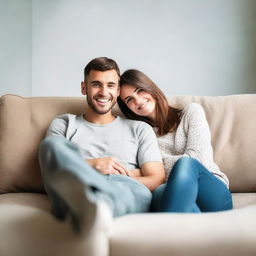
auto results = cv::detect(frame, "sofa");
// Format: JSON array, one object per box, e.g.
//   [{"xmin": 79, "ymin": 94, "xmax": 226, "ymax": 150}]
[{"xmin": 0, "ymin": 93, "xmax": 256, "ymax": 256}]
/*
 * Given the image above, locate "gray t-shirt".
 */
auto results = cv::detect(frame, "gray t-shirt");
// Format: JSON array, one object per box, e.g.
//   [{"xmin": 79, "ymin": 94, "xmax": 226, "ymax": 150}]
[{"xmin": 46, "ymin": 114, "xmax": 162, "ymax": 170}]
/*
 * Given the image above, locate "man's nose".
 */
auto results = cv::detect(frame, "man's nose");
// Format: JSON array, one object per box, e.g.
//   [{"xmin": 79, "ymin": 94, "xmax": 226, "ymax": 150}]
[{"xmin": 99, "ymin": 86, "xmax": 108, "ymax": 95}]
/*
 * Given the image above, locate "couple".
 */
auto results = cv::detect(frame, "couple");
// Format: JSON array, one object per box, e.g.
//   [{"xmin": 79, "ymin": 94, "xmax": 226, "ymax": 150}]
[{"xmin": 39, "ymin": 57, "xmax": 233, "ymax": 236}]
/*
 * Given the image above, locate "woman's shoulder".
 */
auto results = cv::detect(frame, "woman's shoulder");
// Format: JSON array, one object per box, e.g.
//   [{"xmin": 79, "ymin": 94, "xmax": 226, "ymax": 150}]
[{"xmin": 182, "ymin": 102, "xmax": 204, "ymax": 116}]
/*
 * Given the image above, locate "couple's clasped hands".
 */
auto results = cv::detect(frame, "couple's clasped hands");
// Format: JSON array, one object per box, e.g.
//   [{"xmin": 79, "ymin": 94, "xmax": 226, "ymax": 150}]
[{"xmin": 87, "ymin": 157, "xmax": 142, "ymax": 177}]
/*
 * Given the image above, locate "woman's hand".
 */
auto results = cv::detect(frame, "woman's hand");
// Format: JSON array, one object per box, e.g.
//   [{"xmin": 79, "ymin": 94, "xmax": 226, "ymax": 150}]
[{"xmin": 86, "ymin": 157, "xmax": 130, "ymax": 176}]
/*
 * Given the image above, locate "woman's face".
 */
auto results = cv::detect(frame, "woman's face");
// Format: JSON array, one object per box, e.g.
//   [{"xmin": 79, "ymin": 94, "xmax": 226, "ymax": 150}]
[{"xmin": 120, "ymin": 84, "xmax": 156, "ymax": 120}]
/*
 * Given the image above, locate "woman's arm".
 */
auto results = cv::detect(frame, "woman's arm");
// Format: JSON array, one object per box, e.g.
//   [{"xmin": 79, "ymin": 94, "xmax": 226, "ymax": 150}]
[{"xmin": 163, "ymin": 103, "xmax": 215, "ymax": 171}]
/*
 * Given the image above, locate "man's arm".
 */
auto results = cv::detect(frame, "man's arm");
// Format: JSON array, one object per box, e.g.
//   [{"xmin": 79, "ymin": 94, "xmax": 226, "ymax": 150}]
[
  {"xmin": 87, "ymin": 157, "xmax": 165, "ymax": 191},
  {"xmin": 86, "ymin": 157, "xmax": 130, "ymax": 175},
  {"xmin": 131, "ymin": 162, "xmax": 165, "ymax": 191},
  {"xmin": 86, "ymin": 157, "xmax": 165, "ymax": 191},
  {"xmin": 131, "ymin": 122, "xmax": 165, "ymax": 191}
]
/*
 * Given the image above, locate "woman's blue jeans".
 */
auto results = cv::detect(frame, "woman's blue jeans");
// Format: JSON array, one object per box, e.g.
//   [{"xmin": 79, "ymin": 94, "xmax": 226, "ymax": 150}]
[{"xmin": 151, "ymin": 157, "xmax": 233, "ymax": 213}]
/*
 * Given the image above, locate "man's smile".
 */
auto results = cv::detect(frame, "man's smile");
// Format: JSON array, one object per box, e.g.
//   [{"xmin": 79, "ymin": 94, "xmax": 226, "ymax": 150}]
[{"xmin": 94, "ymin": 97, "xmax": 112, "ymax": 106}]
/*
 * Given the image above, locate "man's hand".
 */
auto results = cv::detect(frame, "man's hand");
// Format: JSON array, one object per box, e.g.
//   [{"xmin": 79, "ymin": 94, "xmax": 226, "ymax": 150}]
[{"xmin": 87, "ymin": 157, "xmax": 130, "ymax": 176}]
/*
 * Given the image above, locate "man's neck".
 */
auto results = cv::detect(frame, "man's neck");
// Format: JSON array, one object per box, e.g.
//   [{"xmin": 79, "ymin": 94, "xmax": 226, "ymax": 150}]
[{"xmin": 83, "ymin": 109, "xmax": 116, "ymax": 125}]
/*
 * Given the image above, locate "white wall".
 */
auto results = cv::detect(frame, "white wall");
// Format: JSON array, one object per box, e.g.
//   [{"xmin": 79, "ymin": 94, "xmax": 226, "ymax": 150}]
[
  {"xmin": 1, "ymin": 0, "xmax": 256, "ymax": 97},
  {"xmin": 0, "ymin": 0, "xmax": 32, "ymax": 96}
]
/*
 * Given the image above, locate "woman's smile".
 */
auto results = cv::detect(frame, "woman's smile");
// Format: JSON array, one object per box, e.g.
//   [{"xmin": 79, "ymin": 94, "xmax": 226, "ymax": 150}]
[{"xmin": 137, "ymin": 100, "xmax": 149, "ymax": 110}]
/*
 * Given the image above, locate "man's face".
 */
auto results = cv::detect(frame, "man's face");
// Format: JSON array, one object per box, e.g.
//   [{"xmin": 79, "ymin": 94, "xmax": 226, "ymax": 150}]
[{"xmin": 81, "ymin": 69, "xmax": 120, "ymax": 115}]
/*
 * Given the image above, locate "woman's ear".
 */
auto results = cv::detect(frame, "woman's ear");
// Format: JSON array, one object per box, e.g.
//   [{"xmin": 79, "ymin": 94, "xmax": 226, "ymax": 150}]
[{"xmin": 81, "ymin": 81, "xmax": 86, "ymax": 95}]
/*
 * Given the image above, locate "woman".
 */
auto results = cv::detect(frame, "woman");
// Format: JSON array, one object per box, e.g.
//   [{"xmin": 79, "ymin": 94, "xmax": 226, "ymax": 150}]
[{"xmin": 117, "ymin": 69, "xmax": 233, "ymax": 213}]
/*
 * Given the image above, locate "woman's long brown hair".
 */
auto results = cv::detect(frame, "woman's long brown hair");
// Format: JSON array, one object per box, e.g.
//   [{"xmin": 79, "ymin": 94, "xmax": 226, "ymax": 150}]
[{"xmin": 117, "ymin": 69, "xmax": 182, "ymax": 136}]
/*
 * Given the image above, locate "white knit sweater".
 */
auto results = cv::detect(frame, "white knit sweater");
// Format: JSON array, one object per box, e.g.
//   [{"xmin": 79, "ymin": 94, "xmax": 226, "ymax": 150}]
[{"xmin": 155, "ymin": 103, "xmax": 229, "ymax": 187}]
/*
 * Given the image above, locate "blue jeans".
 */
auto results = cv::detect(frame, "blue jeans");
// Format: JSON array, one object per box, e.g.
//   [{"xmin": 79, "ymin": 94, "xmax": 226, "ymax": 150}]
[
  {"xmin": 39, "ymin": 136, "xmax": 152, "ymax": 218},
  {"xmin": 151, "ymin": 157, "xmax": 233, "ymax": 212}
]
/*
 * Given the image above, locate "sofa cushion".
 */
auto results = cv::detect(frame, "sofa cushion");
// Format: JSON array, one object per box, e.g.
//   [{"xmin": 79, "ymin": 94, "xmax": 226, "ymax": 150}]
[
  {"xmin": 0, "ymin": 95, "xmax": 87, "ymax": 193},
  {"xmin": 110, "ymin": 205, "xmax": 256, "ymax": 256},
  {"xmin": 1, "ymin": 191, "xmax": 254, "ymax": 212},
  {"xmin": 0, "ymin": 94, "xmax": 255, "ymax": 193},
  {"xmin": 0, "ymin": 203, "xmax": 109, "ymax": 256},
  {"xmin": 0, "ymin": 193, "xmax": 51, "ymax": 211},
  {"xmin": 232, "ymin": 192, "xmax": 256, "ymax": 208}
]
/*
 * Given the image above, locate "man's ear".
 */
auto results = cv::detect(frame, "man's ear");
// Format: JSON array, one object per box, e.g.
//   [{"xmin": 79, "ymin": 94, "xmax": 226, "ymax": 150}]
[{"xmin": 81, "ymin": 81, "xmax": 86, "ymax": 95}]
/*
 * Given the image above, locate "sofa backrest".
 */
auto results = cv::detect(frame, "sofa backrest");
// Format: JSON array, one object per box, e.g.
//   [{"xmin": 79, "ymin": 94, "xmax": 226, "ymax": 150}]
[{"xmin": 0, "ymin": 94, "xmax": 255, "ymax": 193}]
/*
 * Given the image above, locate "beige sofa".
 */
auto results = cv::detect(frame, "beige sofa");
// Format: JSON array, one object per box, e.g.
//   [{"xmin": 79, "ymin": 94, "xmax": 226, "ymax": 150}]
[{"xmin": 0, "ymin": 94, "xmax": 256, "ymax": 256}]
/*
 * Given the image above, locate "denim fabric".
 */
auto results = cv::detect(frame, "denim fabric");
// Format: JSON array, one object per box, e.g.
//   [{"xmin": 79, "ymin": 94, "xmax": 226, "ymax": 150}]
[
  {"xmin": 151, "ymin": 157, "xmax": 233, "ymax": 213},
  {"xmin": 39, "ymin": 136, "xmax": 151, "ymax": 218}
]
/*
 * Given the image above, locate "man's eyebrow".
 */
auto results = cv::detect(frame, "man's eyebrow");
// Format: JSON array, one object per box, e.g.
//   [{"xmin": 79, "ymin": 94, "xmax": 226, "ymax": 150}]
[
  {"xmin": 90, "ymin": 81, "xmax": 117, "ymax": 85},
  {"xmin": 91, "ymin": 80, "xmax": 101, "ymax": 84},
  {"xmin": 124, "ymin": 88, "xmax": 138, "ymax": 102}
]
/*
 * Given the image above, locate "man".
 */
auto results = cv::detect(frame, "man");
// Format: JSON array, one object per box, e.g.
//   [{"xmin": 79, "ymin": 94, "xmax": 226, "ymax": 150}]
[{"xmin": 39, "ymin": 57, "xmax": 165, "ymax": 236}]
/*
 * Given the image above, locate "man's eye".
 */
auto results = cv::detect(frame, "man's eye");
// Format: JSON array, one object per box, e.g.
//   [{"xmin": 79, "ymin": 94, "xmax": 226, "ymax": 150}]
[{"xmin": 92, "ymin": 84, "xmax": 100, "ymax": 87}]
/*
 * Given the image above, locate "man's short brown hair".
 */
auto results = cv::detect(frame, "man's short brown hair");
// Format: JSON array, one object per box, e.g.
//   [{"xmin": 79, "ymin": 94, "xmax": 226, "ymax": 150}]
[{"xmin": 84, "ymin": 57, "xmax": 120, "ymax": 82}]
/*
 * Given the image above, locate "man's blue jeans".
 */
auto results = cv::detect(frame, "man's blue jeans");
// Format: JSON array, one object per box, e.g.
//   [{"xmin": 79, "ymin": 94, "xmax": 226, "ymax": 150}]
[
  {"xmin": 151, "ymin": 157, "xmax": 233, "ymax": 212},
  {"xmin": 39, "ymin": 136, "xmax": 152, "ymax": 218}
]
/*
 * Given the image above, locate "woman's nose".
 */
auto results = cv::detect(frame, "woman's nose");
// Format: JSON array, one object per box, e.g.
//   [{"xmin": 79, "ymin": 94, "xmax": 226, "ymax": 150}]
[{"xmin": 134, "ymin": 95, "xmax": 143, "ymax": 105}]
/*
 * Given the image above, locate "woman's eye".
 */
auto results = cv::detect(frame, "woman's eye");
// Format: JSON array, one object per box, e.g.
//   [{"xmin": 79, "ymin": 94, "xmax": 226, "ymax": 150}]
[
  {"xmin": 137, "ymin": 88, "xmax": 143, "ymax": 93},
  {"xmin": 126, "ymin": 98, "xmax": 132, "ymax": 104}
]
